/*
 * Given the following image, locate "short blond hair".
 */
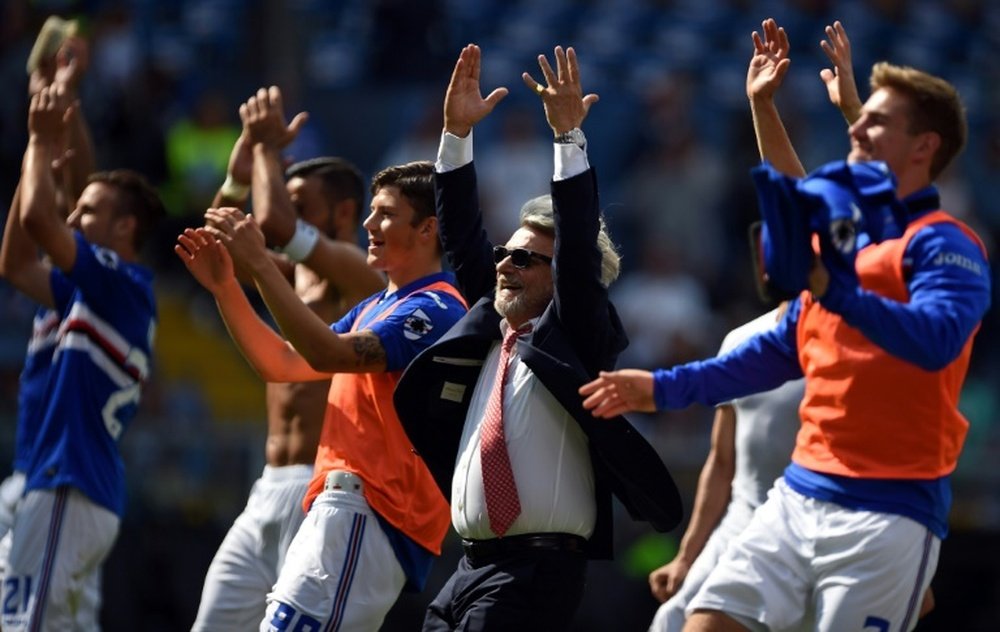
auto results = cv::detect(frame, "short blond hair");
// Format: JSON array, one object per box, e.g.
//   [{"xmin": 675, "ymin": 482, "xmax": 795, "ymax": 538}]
[{"xmin": 869, "ymin": 62, "xmax": 967, "ymax": 179}]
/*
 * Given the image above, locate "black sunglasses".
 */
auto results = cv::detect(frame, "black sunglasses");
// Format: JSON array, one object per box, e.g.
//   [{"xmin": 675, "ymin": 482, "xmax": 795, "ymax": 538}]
[{"xmin": 493, "ymin": 246, "xmax": 553, "ymax": 269}]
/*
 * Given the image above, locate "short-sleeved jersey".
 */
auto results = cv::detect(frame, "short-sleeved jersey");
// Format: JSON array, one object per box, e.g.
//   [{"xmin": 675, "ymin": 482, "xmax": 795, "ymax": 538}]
[
  {"xmin": 13, "ymin": 307, "xmax": 60, "ymax": 472},
  {"xmin": 305, "ymin": 273, "xmax": 468, "ymax": 552},
  {"xmin": 719, "ymin": 309, "xmax": 803, "ymax": 509},
  {"xmin": 24, "ymin": 231, "xmax": 156, "ymax": 517}
]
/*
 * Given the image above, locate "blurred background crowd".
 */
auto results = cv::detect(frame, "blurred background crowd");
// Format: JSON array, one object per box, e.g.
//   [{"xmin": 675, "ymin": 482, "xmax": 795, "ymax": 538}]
[{"xmin": 0, "ymin": 0, "xmax": 998, "ymax": 629}]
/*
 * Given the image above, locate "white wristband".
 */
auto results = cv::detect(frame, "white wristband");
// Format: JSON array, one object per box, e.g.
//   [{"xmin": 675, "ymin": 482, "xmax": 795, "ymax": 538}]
[
  {"xmin": 219, "ymin": 174, "xmax": 250, "ymax": 202},
  {"xmin": 280, "ymin": 219, "xmax": 320, "ymax": 262}
]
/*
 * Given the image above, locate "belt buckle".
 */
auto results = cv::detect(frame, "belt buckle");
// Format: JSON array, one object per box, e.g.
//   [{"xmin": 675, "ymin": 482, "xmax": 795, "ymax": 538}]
[{"xmin": 325, "ymin": 470, "xmax": 363, "ymax": 493}]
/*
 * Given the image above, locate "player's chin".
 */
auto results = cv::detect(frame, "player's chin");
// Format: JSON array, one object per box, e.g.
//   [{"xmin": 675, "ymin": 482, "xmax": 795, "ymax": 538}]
[{"xmin": 847, "ymin": 149, "xmax": 872, "ymax": 164}]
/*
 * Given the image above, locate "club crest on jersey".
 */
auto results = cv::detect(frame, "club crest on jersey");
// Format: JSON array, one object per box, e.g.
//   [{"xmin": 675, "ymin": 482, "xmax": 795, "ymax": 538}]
[
  {"xmin": 403, "ymin": 309, "xmax": 433, "ymax": 340},
  {"xmin": 95, "ymin": 245, "xmax": 121, "ymax": 269},
  {"xmin": 830, "ymin": 217, "xmax": 857, "ymax": 255}
]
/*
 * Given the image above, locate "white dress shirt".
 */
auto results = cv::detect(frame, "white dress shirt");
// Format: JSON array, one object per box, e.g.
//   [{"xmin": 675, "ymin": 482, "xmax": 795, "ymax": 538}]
[
  {"xmin": 437, "ymin": 130, "xmax": 596, "ymax": 539},
  {"xmin": 451, "ymin": 320, "xmax": 596, "ymax": 539}
]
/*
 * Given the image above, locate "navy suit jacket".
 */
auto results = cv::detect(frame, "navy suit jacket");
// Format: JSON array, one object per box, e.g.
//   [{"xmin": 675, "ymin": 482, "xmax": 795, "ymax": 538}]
[{"xmin": 395, "ymin": 161, "xmax": 682, "ymax": 559}]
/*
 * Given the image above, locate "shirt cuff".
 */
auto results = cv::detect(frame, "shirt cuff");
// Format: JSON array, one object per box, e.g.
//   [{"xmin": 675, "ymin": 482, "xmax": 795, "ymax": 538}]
[
  {"xmin": 652, "ymin": 368, "xmax": 671, "ymax": 410},
  {"xmin": 436, "ymin": 130, "xmax": 473, "ymax": 173},
  {"xmin": 553, "ymin": 142, "xmax": 590, "ymax": 181}
]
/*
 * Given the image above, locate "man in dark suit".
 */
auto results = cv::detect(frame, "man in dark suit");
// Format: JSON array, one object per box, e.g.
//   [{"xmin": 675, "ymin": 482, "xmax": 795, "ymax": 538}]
[{"xmin": 394, "ymin": 43, "xmax": 682, "ymax": 631}]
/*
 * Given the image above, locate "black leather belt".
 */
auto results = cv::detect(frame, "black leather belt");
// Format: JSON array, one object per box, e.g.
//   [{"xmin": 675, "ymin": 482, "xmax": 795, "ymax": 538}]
[{"xmin": 461, "ymin": 533, "xmax": 587, "ymax": 564}]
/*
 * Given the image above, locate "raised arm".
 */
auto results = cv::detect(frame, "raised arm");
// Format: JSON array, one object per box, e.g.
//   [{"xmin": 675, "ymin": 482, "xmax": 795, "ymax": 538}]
[
  {"xmin": 211, "ymin": 131, "xmax": 253, "ymax": 209},
  {"xmin": 20, "ymin": 84, "xmax": 78, "ymax": 277},
  {"xmin": 240, "ymin": 85, "xmax": 309, "ymax": 247},
  {"xmin": 443, "ymin": 44, "xmax": 508, "ymax": 140},
  {"xmin": 747, "ymin": 18, "xmax": 805, "ymax": 177},
  {"xmin": 819, "ymin": 21, "xmax": 863, "ymax": 125},
  {"xmin": 175, "ymin": 226, "xmax": 328, "ymax": 382},
  {"xmin": 53, "ymin": 36, "xmax": 95, "ymax": 201},
  {"xmin": 435, "ymin": 44, "xmax": 509, "ymax": 299},
  {"xmin": 242, "ymin": 86, "xmax": 383, "ymax": 305},
  {"xmin": 523, "ymin": 47, "xmax": 610, "ymax": 362},
  {"xmin": 204, "ymin": 207, "xmax": 389, "ymax": 374},
  {"xmin": 0, "ymin": 184, "xmax": 54, "ymax": 307}
]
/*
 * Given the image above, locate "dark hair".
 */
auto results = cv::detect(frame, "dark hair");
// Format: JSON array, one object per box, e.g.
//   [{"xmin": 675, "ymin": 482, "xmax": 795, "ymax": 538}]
[
  {"xmin": 370, "ymin": 160, "xmax": 435, "ymax": 226},
  {"xmin": 286, "ymin": 157, "xmax": 365, "ymax": 224},
  {"xmin": 869, "ymin": 62, "xmax": 967, "ymax": 179},
  {"xmin": 88, "ymin": 169, "xmax": 165, "ymax": 251}
]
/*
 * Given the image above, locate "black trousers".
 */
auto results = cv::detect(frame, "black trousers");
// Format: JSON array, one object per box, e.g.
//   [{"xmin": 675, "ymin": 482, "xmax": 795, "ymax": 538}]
[{"xmin": 422, "ymin": 547, "xmax": 587, "ymax": 631}]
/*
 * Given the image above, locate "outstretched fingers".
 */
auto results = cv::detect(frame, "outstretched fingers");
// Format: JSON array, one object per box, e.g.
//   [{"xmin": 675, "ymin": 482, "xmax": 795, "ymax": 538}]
[
  {"xmin": 820, "ymin": 20, "xmax": 851, "ymax": 66},
  {"xmin": 467, "ymin": 44, "xmax": 481, "ymax": 81},
  {"xmin": 566, "ymin": 47, "xmax": 579, "ymax": 85},
  {"xmin": 537, "ymin": 52, "xmax": 558, "ymax": 88}
]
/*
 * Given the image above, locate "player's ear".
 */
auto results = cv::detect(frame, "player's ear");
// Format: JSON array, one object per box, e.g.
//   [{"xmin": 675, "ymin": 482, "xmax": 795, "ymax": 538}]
[
  {"xmin": 333, "ymin": 198, "xmax": 359, "ymax": 231},
  {"xmin": 420, "ymin": 216, "xmax": 437, "ymax": 236},
  {"xmin": 114, "ymin": 213, "xmax": 137, "ymax": 242}
]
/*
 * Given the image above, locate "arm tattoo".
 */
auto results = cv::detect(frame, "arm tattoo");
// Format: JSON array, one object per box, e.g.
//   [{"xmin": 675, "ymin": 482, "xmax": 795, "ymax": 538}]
[{"xmin": 352, "ymin": 331, "xmax": 387, "ymax": 368}]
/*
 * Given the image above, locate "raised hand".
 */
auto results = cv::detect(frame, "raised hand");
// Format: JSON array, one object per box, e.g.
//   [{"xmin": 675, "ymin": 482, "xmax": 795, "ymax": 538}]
[
  {"xmin": 28, "ymin": 83, "xmax": 72, "ymax": 144},
  {"xmin": 175, "ymin": 227, "xmax": 236, "ymax": 292},
  {"xmin": 819, "ymin": 21, "xmax": 862, "ymax": 124},
  {"xmin": 443, "ymin": 44, "xmax": 508, "ymax": 138},
  {"xmin": 747, "ymin": 18, "xmax": 791, "ymax": 102},
  {"xmin": 53, "ymin": 36, "xmax": 89, "ymax": 96},
  {"xmin": 579, "ymin": 369, "xmax": 656, "ymax": 418},
  {"xmin": 203, "ymin": 207, "xmax": 269, "ymax": 273},
  {"xmin": 240, "ymin": 86, "xmax": 309, "ymax": 149},
  {"xmin": 522, "ymin": 46, "xmax": 598, "ymax": 135}
]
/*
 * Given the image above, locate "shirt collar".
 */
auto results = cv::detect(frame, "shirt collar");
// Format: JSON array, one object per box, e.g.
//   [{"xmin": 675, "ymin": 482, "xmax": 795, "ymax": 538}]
[
  {"xmin": 902, "ymin": 185, "xmax": 940, "ymax": 219},
  {"xmin": 499, "ymin": 316, "xmax": 540, "ymax": 339},
  {"xmin": 380, "ymin": 271, "xmax": 455, "ymax": 303}
]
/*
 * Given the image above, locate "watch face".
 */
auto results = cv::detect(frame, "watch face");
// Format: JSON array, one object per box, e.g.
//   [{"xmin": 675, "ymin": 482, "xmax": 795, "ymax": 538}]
[{"xmin": 558, "ymin": 128, "xmax": 586, "ymax": 146}]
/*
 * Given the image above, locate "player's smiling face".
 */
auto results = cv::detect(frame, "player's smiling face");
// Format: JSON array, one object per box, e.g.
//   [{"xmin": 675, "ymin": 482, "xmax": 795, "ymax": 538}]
[
  {"xmin": 362, "ymin": 185, "xmax": 427, "ymax": 273},
  {"xmin": 847, "ymin": 86, "xmax": 921, "ymax": 179},
  {"xmin": 493, "ymin": 226, "xmax": 554, "ymax": 329}
]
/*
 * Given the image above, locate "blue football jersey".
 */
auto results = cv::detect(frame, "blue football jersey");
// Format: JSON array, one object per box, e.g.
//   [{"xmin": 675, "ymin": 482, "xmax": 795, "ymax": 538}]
[
  {"xmin": 24, "ymin": 232, "xmax": 156, "ymax": 517},
  {"xmin": 12, "ymin": 307, "xmax": 60, "ymax": 473}
]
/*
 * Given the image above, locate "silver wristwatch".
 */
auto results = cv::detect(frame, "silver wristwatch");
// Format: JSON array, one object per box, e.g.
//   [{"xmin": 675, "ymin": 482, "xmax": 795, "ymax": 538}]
[{"xmin": 554, "ymin": 127, "xmax": 586, "ymax": 148}]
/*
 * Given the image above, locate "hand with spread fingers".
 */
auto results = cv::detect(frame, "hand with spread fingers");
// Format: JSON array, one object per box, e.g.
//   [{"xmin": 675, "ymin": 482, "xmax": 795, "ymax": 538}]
[
  {"xmin": 240, "ymin": 85, "xmax": 309, "ymax": 149},
  {"xmin": 579, "ymin": 369, "xmax": 657, "ymax": 418},
  {"xmin": 443, "ymin": 43, "xmax": 509, "ymax": 138},
  {"xmin": 522, "ymin": 46, "xmax": 599, "ymax": 135},
  {"xmin": 747, "ymin": 18, "xmax": 791, "ymax": 103},
  {"xmin": 819, "ymin": 21, "xmax": 862, "ymax": 124}
]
